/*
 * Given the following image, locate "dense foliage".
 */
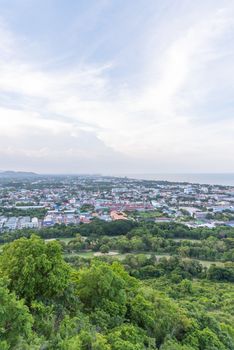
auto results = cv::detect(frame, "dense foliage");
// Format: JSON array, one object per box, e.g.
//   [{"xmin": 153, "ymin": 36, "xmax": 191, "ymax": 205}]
[
  {"xmin": 0, "ymin": 206, "xmax": 47, "ymax": 219},
  {"xmin": 0, "ymin": 232, "xmax": 233, "ymax": 349},
  {"xmin": 1, "ymin": 221, "xmax": 234, "ymax": 262}
]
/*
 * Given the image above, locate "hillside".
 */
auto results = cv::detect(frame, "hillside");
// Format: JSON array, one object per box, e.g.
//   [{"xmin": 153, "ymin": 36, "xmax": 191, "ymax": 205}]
[
  {"xmin": 0, "ymin": 170, "xmax": 38, "ymax": 177},
  {"xmin": 0, "ymin": 225, "xmax": 233, "ymax": 349}
]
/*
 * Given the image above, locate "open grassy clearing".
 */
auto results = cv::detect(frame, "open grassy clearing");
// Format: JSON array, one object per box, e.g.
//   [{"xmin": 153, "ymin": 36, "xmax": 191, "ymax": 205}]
[
  {"xmin": 45, "ymin": 237, "xmax": 74, "ymax": 243},
  {"xmin": 0, "ymin": 238, "xmax": 228, "ymax": 268},
  {"xmin": 172, "ymin": 238, "xmax": 202, "ymax": 242},
  {"xmin": 64, "ymin": 250, "xmax": 225, "ymax": 267}
]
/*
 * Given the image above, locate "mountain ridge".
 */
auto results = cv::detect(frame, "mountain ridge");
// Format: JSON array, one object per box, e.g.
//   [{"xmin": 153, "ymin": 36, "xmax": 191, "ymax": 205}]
[{"xmin": 0, "ymin": 170, "xmax": 38, "ymax": 177}]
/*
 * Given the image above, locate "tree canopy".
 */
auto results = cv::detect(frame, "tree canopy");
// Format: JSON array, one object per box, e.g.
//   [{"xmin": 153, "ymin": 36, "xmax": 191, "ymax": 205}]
[{"xmin": 0, "ymin": 234, "xmax": 233, "ymax": 349}]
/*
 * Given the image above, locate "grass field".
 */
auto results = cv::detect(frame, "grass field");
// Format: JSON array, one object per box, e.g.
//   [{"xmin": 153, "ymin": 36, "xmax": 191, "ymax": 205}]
[
  {"xmin": 45, "ymin": 237, "xmax": 74, "ymax": 244},
  {"xmin": 64, "ymin": 250, "xmax": 225, "ymax": 267},
  {"xmin": 64, "ymin": 251, "xmax": 95, "ymax": 258},
  {"xmin": 0, "ymin": 238, "xmax": 227, "ymax": 268},
  {"xmin": 173, "ymin": 238, "xmax": 202, "ymax": 242}
]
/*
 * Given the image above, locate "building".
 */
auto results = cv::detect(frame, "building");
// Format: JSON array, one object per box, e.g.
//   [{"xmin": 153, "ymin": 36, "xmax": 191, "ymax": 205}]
[{"xmin": 110, "ymin": 211, "xmax": 128, "ymax": 221}]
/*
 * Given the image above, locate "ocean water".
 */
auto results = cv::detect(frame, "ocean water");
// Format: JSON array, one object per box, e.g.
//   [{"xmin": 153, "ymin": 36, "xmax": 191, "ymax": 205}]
[{"xmin": 123, "ymin": 174, "xmax": 234, "ymax": 186}]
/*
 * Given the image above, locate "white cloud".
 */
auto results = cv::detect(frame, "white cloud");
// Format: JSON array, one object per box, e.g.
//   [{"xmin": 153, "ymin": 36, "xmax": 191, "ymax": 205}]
[{"xmin": 0, "ymin": 2, "xmax": 234, "ymax": 172}]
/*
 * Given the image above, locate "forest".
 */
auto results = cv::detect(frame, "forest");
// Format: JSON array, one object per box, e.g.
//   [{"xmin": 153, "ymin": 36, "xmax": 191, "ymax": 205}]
[{"xmin": 0, "ymin": 222, "xmax": 234, "ymax": 349}]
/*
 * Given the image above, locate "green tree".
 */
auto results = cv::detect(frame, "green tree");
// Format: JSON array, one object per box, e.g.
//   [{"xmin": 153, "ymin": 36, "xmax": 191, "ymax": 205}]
[
  {"xmin": 0, "ymin": 235, "xmax": 70, "ymax": 302},
  {"xmin": 108, "ymin": 324, "xmax": 154, "ymax": 350},
  {"xmin": 100, "ymin": 244, "xmax": 110, "ymax": 254},
  {"xmin": 129, "ymin": 287, "xmax": 191, "ymax": 346},
  {"xmin": 61, "ymin": 331, "xmax": 110, "ymax": 350},
  {"xmin": 73, "ymin": 261, "xmax": 137, "ymax": 329},
  {"xmin": 0, "ymin": 279, "xmax": 34, "ymax": 349},
  {"xmin": 197, "ymin": 328, "xmax": 226, "ymax": 350}
]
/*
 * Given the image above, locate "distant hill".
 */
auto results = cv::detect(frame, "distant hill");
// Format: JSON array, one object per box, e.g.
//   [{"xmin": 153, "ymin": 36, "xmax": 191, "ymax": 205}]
[{"xmin": 0, "ymin": 171, "xmax": 38, "ymax": 177}]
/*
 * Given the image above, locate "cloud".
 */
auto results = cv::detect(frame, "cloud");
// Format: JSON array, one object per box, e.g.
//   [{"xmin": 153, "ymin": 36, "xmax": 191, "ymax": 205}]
[{"xmin": 0, "ymin": 1, "xmax": 234, "ymax": 173}]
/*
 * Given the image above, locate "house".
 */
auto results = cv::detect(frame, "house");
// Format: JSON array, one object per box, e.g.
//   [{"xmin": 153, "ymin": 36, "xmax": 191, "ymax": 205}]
[{"xmin": 110, "ymin": 211, "xmax": 128, "ymax": 221}]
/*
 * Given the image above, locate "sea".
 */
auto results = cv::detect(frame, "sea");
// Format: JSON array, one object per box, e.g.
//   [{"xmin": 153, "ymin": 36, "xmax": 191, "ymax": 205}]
[{"xmin": 121, "ymin": 174, "xmax": 234, "ymax": 187}]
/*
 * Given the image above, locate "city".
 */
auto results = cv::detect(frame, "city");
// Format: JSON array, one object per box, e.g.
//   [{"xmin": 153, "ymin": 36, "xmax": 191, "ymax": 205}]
[{"xmin": 1, "ymin": 174, "xmax": 234, "ymax": 233}]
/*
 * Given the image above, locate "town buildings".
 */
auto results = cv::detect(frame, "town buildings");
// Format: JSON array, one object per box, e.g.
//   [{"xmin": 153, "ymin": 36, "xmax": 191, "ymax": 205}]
[{"xmin": 0, "ymin": 175, "xmax": 234, "ymax": 232}]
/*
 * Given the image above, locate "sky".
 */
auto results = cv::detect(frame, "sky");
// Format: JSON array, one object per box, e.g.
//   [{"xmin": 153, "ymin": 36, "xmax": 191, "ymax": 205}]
[{"xmin": 0, "ymin": 0, "xmax": 234, "ymax": 174}]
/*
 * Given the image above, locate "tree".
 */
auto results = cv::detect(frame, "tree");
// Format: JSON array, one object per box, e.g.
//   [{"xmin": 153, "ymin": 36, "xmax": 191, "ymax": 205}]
[
  {"xmin": 60, "ymin": 331, "xmax": 111, "ymax": 350},
  {"xmin": 129, "ymin": 287, "xmax": 191, "ymax": 346},
  {"xmin": 100, "ymin": 244, "xmax": 110, "ymax": 254},
  {"xmin": 197, "ymin": 328, "xmax": 226, "ymax": 350},
  {"xmin": 0, "ymin": 235, "xmax": 70, "ymax": 302},
  {"xmin": 73, "ymin": 261, "xmax": 137, "ymax": 329},
  {"xmin": 207, "ymin": 265, "xmax": 234, "ymax": 282},
  {"xmin": 160, "ymin": 339, "xmax": 195, "ymax": 350},
  {"xmin": 0, "ymin": 279, "xmax": 34, "ymax": 349},
  {"xmin": 108, "ymin": 324, "xmax": 154, "ymax": 350}
]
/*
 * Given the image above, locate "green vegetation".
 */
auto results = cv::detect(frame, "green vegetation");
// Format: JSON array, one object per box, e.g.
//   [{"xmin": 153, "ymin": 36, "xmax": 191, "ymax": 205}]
[
  {"xmin": 129, "ymin": 209, "xmax": 169, "ymax": 220},
  {"xmin": 0, "ymin": 223, "xmax": 79, "ymax": 243},
  {"xmin": 0, "ymin": 206, "xmax": 47, "ymax": 219},
  {"xmin": 0, "ymin": 231, "xmax": 233, "ymax": 349},
  {"xmin": 58, "ymin": 222, "xmax": 234, "ymax": 262},
  {"xmin": 1, "ymin": 235, "xmax": 69, "ymax": 302},
  {"xmin": 80, "ymin": 204, "xmax": 95, "ymax": 212},
  {"xmin": 206, "ymin": 211, "xmax": 234, "ymax": 221}
]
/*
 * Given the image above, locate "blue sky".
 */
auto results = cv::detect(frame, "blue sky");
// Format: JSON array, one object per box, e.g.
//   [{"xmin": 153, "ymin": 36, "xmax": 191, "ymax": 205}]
[{"xmin": 0, "ymin": 0, "xmax": 234, "ymax": 173}]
